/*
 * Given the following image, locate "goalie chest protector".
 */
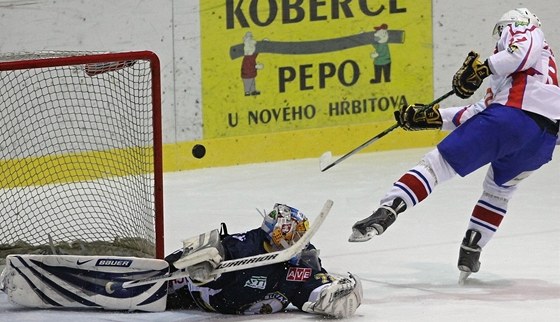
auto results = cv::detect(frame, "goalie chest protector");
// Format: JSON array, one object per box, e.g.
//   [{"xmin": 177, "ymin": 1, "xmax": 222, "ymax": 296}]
[{"xmin": 0, "ymin": 254, "xmax": 169, "ymax": 312}]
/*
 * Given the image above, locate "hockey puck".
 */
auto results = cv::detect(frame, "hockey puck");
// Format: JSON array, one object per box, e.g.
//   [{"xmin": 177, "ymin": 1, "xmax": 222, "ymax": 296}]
[{"xmin": 192, "ymin": 144, "xmax": 206, "ymax": 159}]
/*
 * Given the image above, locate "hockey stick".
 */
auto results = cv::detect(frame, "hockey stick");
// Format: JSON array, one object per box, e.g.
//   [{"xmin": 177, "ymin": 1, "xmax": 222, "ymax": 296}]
[
  {"xmin": 118, "ymin": 199, "xmax": 333, "ymax": 289},
  {"xmin": 320, "ymin": 90, "xmax": 455, "ymax": 172}
]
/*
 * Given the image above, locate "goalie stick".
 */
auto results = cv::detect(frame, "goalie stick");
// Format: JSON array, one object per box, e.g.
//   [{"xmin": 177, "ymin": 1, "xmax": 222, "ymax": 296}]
[
  {"xmin": 320, "ymin": 90, "xmax": 455, "ymax": 172},
  {"xmin": 116, "ymin": 199, "xmax": 334, "ymax": 289}
]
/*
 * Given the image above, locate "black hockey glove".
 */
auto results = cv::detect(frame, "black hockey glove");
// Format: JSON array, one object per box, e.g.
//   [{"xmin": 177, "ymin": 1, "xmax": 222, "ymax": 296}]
[
  {"xmin": 394, "ymin": 103, "xmax": 442, "ymax": 131},
  {"xmin": 452, "ymin": 51, "xmax": 491, "ymax": 99}
]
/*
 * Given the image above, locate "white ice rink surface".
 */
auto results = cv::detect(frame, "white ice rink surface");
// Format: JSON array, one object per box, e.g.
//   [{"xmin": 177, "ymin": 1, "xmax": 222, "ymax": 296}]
[{"xmin": 1, "ymin": 147, "xmax": 559, "ymax": 321}]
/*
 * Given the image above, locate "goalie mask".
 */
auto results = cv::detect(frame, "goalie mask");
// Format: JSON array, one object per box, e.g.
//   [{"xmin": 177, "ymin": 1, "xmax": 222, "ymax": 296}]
[
  {"xmin": 492, "ymin": 8, "xmax": 541, "ymax": 39},
  {"xmin": 261, "ymin": 204, "xmax": 309, "ymax": 250}
]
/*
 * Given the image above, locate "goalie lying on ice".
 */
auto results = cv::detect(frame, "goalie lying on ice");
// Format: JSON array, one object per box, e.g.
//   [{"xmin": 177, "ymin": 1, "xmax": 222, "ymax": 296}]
[{"xmin": 0, "ymin": 203, "xmax": 362, "ymax": 318}]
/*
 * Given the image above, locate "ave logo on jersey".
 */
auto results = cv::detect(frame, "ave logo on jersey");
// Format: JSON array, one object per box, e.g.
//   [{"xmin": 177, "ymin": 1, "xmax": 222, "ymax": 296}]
[{"xmin": 286, "ymin": 267, "xmax": 312, "ymax": 281}]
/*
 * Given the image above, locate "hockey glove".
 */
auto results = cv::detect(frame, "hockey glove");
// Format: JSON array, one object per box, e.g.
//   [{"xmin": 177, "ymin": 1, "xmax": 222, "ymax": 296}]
[
  {"xmin": 452, "ymin": 51, "xmax": 491, "ymax": 99},
  {"xmin": 394, "ymin": 103, "xmax": 442, "ymax": 131},
  {"xmin": 172, "ymin": 229, "xmax": 225, "ymax": 284},
  {"xmin": 302, "ymin": 273, "xmax": 363, "ymax": 318}
]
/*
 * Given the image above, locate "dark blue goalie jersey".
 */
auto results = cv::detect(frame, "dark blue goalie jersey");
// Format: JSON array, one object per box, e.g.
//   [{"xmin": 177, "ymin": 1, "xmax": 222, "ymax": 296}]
[{"xmin": 184, "ymin": 227, "xmax": 334, "ymax": 315}]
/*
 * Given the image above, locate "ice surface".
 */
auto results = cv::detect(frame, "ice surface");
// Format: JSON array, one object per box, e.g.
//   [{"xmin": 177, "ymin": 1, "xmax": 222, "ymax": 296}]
[{"xmin": 2, "ymin": 147, "xmax": 559, "ymax": 321}]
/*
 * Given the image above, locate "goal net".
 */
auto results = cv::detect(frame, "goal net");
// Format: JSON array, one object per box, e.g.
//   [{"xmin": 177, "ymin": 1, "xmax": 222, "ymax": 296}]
[{"xmin": 0, "ymin": 51, "xmax": 164, "ymax": 266}]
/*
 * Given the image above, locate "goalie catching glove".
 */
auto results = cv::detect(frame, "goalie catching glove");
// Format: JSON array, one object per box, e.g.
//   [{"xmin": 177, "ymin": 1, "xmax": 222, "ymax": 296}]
[
  {"xmin": 395, "ymin": 103, "xmax": 443, "ymax": 130},
  {"xmin": 302, "ymin": 273, "xmax": 363, "ymax": 318},
  {"xmin": 452, "ymin": 51, "xmax": 491, "ymax": 99}
]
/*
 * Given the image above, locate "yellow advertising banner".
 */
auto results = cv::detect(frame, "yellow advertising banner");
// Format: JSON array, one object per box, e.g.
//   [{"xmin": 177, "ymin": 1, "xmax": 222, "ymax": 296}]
[{"xmin": 200, "ymin": 0, "xmax": 433, "ymax": 139}]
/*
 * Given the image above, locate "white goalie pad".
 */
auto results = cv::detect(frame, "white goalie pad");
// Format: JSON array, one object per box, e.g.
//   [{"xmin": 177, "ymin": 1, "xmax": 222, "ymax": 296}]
[{"xmin": 0, "ymin": 254, "xmax": 169, "ymax": 312}]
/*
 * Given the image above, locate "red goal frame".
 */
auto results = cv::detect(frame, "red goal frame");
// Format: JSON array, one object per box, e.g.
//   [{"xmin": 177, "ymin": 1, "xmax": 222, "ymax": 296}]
[{"xmin": 0, "ymin": 51, "xmax": 164, "ymax": 258}]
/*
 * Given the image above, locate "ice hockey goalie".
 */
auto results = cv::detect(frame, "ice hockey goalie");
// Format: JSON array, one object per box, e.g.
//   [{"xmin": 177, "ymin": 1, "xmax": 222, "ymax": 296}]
[{"xmin": 0, "ymin": 202, "xmax": 362, "ymax": 318}]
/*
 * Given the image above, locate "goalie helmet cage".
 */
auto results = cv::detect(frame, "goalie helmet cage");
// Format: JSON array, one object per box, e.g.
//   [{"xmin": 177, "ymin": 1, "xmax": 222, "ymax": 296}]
[{"xmin": 0, "ymin": 50, "xmax": 164, "ymax": 265}]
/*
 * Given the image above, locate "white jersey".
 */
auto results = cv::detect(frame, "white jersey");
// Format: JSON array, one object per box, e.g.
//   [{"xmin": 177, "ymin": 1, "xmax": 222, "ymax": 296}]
[
  {"xmin": 441, "ymin": 23, "xmax": 560, "ymax": 139},
  {"xmin": 488, "ymin": 24, "xmax": 560, "ymax": 119}
]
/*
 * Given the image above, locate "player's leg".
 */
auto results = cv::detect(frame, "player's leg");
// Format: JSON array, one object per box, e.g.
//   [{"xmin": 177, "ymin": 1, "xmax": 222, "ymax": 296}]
[
  {"xmin": 350, "ymin": 104, "xmax": 533, "ymax": 242},
  {"xmin": 458, "ymin": 117, "xmax": 556, "ymax": 282},
  {"xmin": 458, "ymin": 167, "xmax": 519, "ymax": 282},
  {"xmin": 349, "ymin": 147, "xmax": 457, "ymax": 242}
]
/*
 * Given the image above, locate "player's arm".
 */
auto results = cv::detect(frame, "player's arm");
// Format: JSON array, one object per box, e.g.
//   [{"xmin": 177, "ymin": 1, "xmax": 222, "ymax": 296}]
[
  {"xmin": 452, "ymin": 27, "xmax": 543, "ymax": 99},
  {"xmin": 439, "ymin": 98, "xmax": 487, "ymax": 130},
  {"xmin": 488, "ymin": 27, "xmax": 542, "ymax": 76},
  {"xmin": 394, "ymin": 103, "xmax": 443, "ymax": 131},
  {"xmin": 395, "ymin": 95, "xmax": 488, "ymax": 132},
  {"xmin": 452, "ymin": 51, "xmax": 492, "ymax": 99}
]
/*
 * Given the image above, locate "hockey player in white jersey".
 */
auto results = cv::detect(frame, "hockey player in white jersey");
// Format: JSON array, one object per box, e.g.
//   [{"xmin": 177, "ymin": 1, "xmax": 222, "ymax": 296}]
[{"xmin": 349, "ymin": 8, "xmax": 560, "ymax": 283}]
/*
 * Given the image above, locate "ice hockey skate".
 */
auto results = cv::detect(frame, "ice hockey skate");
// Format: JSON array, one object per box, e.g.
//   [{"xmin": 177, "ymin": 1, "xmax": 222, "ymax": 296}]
[
  {"xmin": 348, "ymin": 197, "xmax": 406, "ymax": 242},
  {"xmin": 458, "ymin": 229, "xmax": 482, "ymax": 284}
]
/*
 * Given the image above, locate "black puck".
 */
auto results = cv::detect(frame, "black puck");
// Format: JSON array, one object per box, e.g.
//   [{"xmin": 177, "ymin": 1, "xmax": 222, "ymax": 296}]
[{"xmin": 192, "ymin": 144, "xmax": 206, "ymax": 159}]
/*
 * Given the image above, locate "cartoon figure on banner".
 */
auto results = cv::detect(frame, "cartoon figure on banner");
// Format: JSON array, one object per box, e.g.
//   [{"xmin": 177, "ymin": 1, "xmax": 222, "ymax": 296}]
[
  {"xmin": 241, "ymin": 31, "xmax": 264, "ymax": 96},
  {"xmin": 370, "ymin": 23, "xmax": 392, "ymax": 84}
]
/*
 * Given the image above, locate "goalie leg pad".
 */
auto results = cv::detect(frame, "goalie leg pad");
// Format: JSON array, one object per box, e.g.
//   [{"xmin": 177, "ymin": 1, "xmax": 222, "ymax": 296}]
[
  {"xmin": 1, "ymin": 254, "xmax": 169, "ymax": 312},
  {"xmin": 302, "ymin": 273, "xmax": 363, "ymax": 318}
]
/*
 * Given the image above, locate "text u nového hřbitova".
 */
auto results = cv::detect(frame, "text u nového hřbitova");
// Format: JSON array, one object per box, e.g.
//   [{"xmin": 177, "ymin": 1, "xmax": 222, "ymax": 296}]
[{"xmin": 227, "ymin": 95, "xmax": 408, "ymax": 127}]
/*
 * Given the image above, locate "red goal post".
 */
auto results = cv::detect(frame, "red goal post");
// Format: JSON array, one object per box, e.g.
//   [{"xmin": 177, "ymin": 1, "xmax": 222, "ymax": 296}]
[{"xmin": 0, "ymin": 51, "xmax": 164, "ymax": 263}]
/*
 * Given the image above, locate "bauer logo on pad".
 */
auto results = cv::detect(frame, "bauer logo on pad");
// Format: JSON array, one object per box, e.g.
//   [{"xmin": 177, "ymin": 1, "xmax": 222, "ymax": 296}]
[{"xmin": 95, "ymin": 259, "xmax": 133, "ymax": 267}]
